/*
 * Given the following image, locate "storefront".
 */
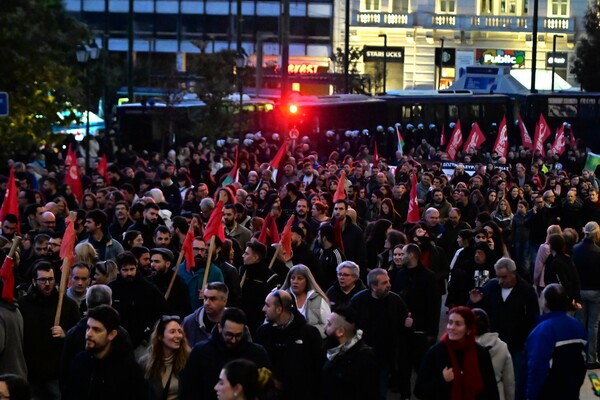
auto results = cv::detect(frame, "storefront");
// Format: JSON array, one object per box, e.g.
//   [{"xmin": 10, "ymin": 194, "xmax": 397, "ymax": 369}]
[
  {"xmin": 363, "ymin": 45, "xmax": 405, "ymax": 93},
  {"xmin": 435, "ymin": 47, "xmax": 456, "ymax": 89},
  {"xmin": 475, "ymin": 49, "xmax": 526, "ymax": 68},
  {"xmin": 546, "ymin": 51, "xmax": 568, "ymax": 80}
]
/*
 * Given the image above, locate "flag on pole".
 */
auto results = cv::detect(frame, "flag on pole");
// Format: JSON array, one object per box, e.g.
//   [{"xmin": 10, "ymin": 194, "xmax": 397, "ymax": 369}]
[
  {"xmin": 551, "ymin": 124, "xmax": 567, "ymax": 156},
  {"xmin": 0, "ymin": 167, "xmax": 19, "ymax": 232},
  {"xmin": 440, "ymin": 125, "xmax": 446, "ymax": 147},
  {"xmin": 585, "ymin": 151, "xmax": 600, "ymax": 172},
  {"xmin": 280, "ymin": 216, "xmax": 295, "ymax": 262},
  {"xmin": 517, "ymin": 114, "xmax": 533, "ymax": 149},
  {"xmin": 64, "ymin": 156, "xmax": 83, "ymax": 205},
  {"xmin": 270, "ymin": 141, "xmax": 288, "ymax": 182},
  {"xmin": 203, "ymin": 200, "xmax": 226, "ymax": 243},
  {"xmin": 492, "ymin": 116, "xmax": 509, "ymax": 158},
  {"xmin": 463, "ymin": 122, "xmax": 486, "ymax": 154},
  {"xmin": 97, "ymin": 154, "xmax": 111, "ymax": 185},
  {"xmin": 0, "ymin": 256, "xmax": 14, "ymax": 303},
  {"xmin": 396, "ymin": 124, "xmax": 405, "ymax": 155},
  {"xmin": 64, "ymin": 143, "xmax": 76, "ymax": 167},
  {"xmin": 60, "ymin": 217, "xmax": 76, "ymax": 266},
  {"xmin": 446, "ymin": 121, "xmax": 463, "ymax": 161},
  {"xmin": 407, "ymin": 172, "xmax": 420, "ymax": 223},
  {"xmin": 533, "ymin": 114, "xmax": 551, "ymax": 156},
  {"xmin": 258, "ymin": 213, "xmax": 280, "ymax": 246},
  {"xmin": 333, "ymin": 171, "xmax": 347, "ymax": 202},
  {"xmin": 181, "ymin": 221, "xmax": 196, "ymax": 272},
  {"xmin": 372, "ymin": 142, "xmax": 379, "ymax": 169}
]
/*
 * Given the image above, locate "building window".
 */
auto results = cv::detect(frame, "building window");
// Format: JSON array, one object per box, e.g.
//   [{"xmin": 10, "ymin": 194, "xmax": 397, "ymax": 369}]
[
  {"xmin": 480, "ymin": 0, "xmax": 493, "ymax": 14},
  {"xmin": 362, "ymin": 0, "xmax": 381, "ymax": 11},
  {"xmin": 549, "ymin": 0, "xmax": 568, "ymax": 16},
  {"xmin": 392, "ymin": 0, "xmax": 409, "ymax": 12},
  {"xmin": 500, "ymin": 0, "xmax": 517, "ymax": 14},
  {"xmin": 438, "ymin": 0, "xmax": 456, "ymax": 13}
]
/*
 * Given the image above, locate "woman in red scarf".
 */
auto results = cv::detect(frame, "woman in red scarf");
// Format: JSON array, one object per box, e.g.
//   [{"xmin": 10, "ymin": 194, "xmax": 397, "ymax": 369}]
[{"xmin": 414, "ymin": 306, "xmax": 499, "ymax": 400}]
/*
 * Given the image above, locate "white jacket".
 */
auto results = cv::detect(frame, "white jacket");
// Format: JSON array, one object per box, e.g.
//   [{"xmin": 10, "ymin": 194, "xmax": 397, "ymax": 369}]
[{"xmin": 477, "ymin": 332, "xmax": 515, "ymax": 400}]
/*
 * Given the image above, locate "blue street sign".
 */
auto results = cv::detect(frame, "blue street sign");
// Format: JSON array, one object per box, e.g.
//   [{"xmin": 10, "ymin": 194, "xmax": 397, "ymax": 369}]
[{"xmin": 0, "ymin": 92, "xmax": 8, "ymax": 117}]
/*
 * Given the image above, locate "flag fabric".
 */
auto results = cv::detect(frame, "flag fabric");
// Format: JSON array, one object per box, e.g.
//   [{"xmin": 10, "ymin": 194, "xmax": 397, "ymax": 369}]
[
  {"xmin": 258, "ymin": 213, "xmax": 280, "ymax": 246},
  {"xmin": 407, "ymin": 173, "xmax": 420, "ymax": 223},
  {"xmin": 222, "ymin": 147, "xmax": 238, "ymax": 187},
  {"xmin": 64, "ymin": 143, "xmax": 76, "ymax": 166},
  {"xmin": 372, "ymin": 142, "xmax": 379, "ymax": 169},
  {"xmin": 203, "ymin": 201, "xmax": 226, "ymax": 243},
  {"xmin": 0, "ymin": 256, "xmax": 14, "ymax": 303},
  {"xmin": 463, "ymin": 122, "xmax": 486, "ymax": 154},
  {"xmin": 492, "ymin": 116, "xmax": 509, "ymax": 158},
  {"xmin": 280, "ymin": 216, "xmax": 295, "ymax": 262},
  {"xmin": 533, "ymin": 114, "xmax": 551, "ymax": 156},
  {"xmin": 333, "ymin": 171, "xmax": 346, "ymax": 202},
  {"xmin": 97, "ymin": 154, "xmax": 111, "ymax": 185},
  {"xmin": 270, "ymin": 141, "xmax": 288, "ymax": 182},
  {"xmin": 64, "ymin": 146, "xmax": 83, "ymax": 204},
  {"xmin": 585, "ymin": 151, "xmax": 600, "ymax": 172},
  {"xmin": 396, "ymin": 125, "xmax": 404, "ymax": 154},
  {"xmin": 440, "ymin": 125, "xmax": 446, "ymax": 147},
  {"xmin": 551, "ymin": 124, "xmax": 567, "ymax": 156},
  {"xmin": 446, "ymin": 121, "xmax": 463, "ymax": 161},
  {"xmin": 333, "ymin": 217, "xmax": 345, "ymax": 254},
  {"xmin": 60, "ymin": 217, "xmax": 76, "ymax": 266},
  {"xmin": 568, "ymin": 125, "xmax": 576, "ymax": 149},
  {"xmin": 181, "ymin": 221, "xmax": 196, "ymax": 272},
  {"xmin": 0, "ymin": 167, "xmax": 19, "ymax": 232},
  {"xmin": 517, "ymin": 114, "xmax": 533, "ymax": 149}
]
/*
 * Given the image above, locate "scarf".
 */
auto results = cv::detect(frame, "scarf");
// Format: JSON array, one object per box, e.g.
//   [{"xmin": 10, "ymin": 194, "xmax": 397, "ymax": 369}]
[
  {"xmin": 327, "ymin": 329, "xmax": 363, "ymax": 361},
  {"xmin": 441, "ymin": 332, "xmax": 483, "ymax": 400}
]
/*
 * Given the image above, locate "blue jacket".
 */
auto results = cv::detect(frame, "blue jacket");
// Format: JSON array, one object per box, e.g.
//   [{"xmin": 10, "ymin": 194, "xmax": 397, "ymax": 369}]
[
  {"xmin": 526, "ymin": 311, "xmax": 587, "ymax": 400},
  {"xmin": 177, "ymin": 261, "xmax": 224, "ymax": 311}
]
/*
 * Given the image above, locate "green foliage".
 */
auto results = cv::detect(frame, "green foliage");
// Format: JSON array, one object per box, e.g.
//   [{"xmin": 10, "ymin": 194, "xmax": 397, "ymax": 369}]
[
  {"xmin": 189, "ymin": 49, "xmax": 238, "ymax": 141},
  {"xmin": 0, "ymin": 0, "xmax": 89, "ymax": 159},
  {"xmin": 571, "ymin": 3, "xmax": 600, "ymax": 91}
]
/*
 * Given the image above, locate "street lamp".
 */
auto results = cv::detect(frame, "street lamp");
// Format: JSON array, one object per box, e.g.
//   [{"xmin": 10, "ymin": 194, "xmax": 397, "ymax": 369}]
[
  {"xmin": 551, "ymin": 34, "xmax": 564, "ymax": 92},
  {"xmin": 378, "ymin": 33, "xmax": 387, "ymax": 94},
  {"xmin": 76, "ymin": 41, "xmax": 101, "ymax": 173},
  {"xmin": 234, "ymin": 51, "xmax": 248, "ymax": 138},
  {"xmin": 438, "ymin": 38, "xmax": 445, "ymax": 90}
]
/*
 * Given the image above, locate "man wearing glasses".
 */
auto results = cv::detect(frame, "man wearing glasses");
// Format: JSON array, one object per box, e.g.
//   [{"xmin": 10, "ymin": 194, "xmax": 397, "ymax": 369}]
[
  {"xmin": 19, "ymin": 261, "xmax": 80, "ymax": 400},
  {"xmin": 179, "ymin": 307, "xmax": 270, "ymax": 400}
]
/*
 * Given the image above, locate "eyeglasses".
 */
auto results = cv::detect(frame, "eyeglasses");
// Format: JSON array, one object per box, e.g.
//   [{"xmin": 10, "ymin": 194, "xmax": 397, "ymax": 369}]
[
  {"xmin": 337, "ymin": 272, "xmax": 353, "ymax": 277},
  {"xmin": 222, "ymin": 331, "xmax": 244, "ymax": 340},
  {"xmin": 36, "ymin": 277, "xmax": 55, "ymax": 284}
]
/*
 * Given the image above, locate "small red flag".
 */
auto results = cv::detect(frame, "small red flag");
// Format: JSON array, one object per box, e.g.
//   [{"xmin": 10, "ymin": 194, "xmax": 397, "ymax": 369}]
[
  {"xmin": 280, "ymin": 216, "xmax": 295, "ymax": 262},
  {"xmin": 60, "ymin": 217, "xmax": 76, "ymax": 266},
  {"xmin": 568, "ymin": 124, "xmax": 576, "ymax": 149},
  {"xmin": 64, "ymin": 143, "xmax": 76, "ymax": 167},
  {"xmin": 0, "ymin": 256, "xmax": 14, "ymax": 303},
  {"xmin": 551, "ymin": 124, "xmax": 567, "ymax": 156},
  {"xmin": 446, "ymin": 121, "xmax": 463, "ymax": 161},
  {"xmin": 0, "ymin": 167, "xmax": 19, "ymax": 233},
  {"xmin": 333, "ymin": 171, "xmax": 346, "ymax": 202},
  {"xmin": 533, "ymin": 114, "xmax": 551, "ymax": 157},
  {"xmin": 203, "ymin": 201, "xmax": 226, "ymax": 243},
  {"xmin": 407, "ymin": 173, "xmax": 420, "ymax": 223},
  {"xmin": 269, "ymin": 141, "xmax": 288, "ymax": 182},
  {"xmin": 462, "ymin": 122, "xmax": 486, "ymax": 154},
  {"xmin": 258, "ymin": 213, "xmax": 280, "ymax": 246},
  {"xmin": 97, "ymin": 154, "xmax": 111, "ymax": 185},
  {"xmin": 64, "ymin": 147, "xmax": 83, "ymax": 204},
  {"xmin": 181, "ymin": 221, "xmax": 196, "ymax": 272},
  {"xmin": 492, "ymin": 116, "xmax": 509, "ymax": 158},
  {"xmin": 517, "ymin": 113, "xmax": 533, "ymax": 149}
]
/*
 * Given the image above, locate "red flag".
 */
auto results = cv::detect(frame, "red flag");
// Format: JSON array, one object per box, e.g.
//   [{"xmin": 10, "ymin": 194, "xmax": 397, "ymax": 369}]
[
  {"xmin": 269, "ymin": 141, "xmax": 288, "ymax": 182},
  {"xmin": 407, "ymin": 173, "xmax": 420, "ymax": 223},
  {"xmin": 517, "ymin": 113, "xmax": 533, "ymax": 149},
  {"xmin": 64, "ymin": 163, "xmax": 83, "ymax": 204},
  {"xmin": 228, "ymin": 147, "xmax": 239, "ymax": 181},
  {"xmin": 203, "ymin": 200, "xmax": 226, "ymax": 243},
  {"xmin": 551, "ymin": 124, "xmax": 567, "ymax": 156},
  {"xmin": 533, "ymin": 114, "xmax": 551, "ymax": 156},
  {"xmin": 568, "ymin": 124, "xmax": 576, "ymax": 149},
  {"xmin": 0, "ymin": 256, "xmax": 14, "ymax": 303},
  {"xmin": 280, "ymin": 216, "xmax": 295, "ymax": 262},
  {"xmin": 0, "ymin": 167, "xmax": 19, "ymax": 232},
  {"xmin": 463, "ymin": 122, "xmax": 486, "ymax": 154},
  {"xmin": 372, "ymin": 142, "xmax": 379, "ymax": 169},
  {"xmin": 258, "ymin": 213, "xmax": 280, "ymax": 246},
  {"xmin": 97, "ymin": 154, "xmax": 111, "ymax": 185},
  {"xmin": 493, "ymin": 116, "xmax": 509, "ymax": 158},
  {"xmin": 440, "ymin": 125, "xmax": 446, "ymax": 147},
  {"xmin": 64, "ymin": 143, "xmax": 76, "ymax": 167},
  {"xmin": 181, "ymin": 221, "xmax": 196, "ymax": 272},
  {"xmin": 446, "ymin": 121, "xmax": 463, "ymax": 161},
  {"xmin": 333, "ymin": 171, "xmax": 346, "ymax": 202},
  {"xmin": 60, "ymin": 217, "xmax": 76, "ymax": 266}
]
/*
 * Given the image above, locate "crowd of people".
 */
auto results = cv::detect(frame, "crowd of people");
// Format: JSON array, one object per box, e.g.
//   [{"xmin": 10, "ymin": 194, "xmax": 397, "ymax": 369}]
[{"xmin": 0, "ymin": 124, "xmax": 595, "ymax": 400}]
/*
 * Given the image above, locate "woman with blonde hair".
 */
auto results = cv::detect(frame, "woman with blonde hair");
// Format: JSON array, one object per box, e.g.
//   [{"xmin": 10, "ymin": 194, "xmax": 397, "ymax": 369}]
[
  {"xmin": 280, "ymin": 264, "xmax": 331, "ymax": 337},
  {"xmin": 93, "ymin": 260, "xmax": 118, "ymax": 285},
  {"xmin": 74, "ymin": 242, "xmax": 98, "ymax": 265},
  {"xmin": 140, "ymin": 315, "xmax": 190, "ymax": 400}
]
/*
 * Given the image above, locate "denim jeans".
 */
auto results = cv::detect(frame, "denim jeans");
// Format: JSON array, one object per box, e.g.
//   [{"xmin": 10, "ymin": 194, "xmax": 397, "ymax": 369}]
[{"xmin": 577, "ymin": 290, "xmax": 600, "ymax": 363}]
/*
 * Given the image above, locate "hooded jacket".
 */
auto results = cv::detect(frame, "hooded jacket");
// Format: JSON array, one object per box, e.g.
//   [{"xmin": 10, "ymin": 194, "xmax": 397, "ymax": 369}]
[{"xmin": 477, "ymin": 332, "xmax": 515, "ymax": 400}]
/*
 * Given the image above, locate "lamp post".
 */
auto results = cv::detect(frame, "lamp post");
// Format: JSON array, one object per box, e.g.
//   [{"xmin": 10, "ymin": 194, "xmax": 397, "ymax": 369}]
[
  {"xmin": 438, "ymin": 38, "xmax": 445, "ymax": 90},
  {"xmin": 76, "ymin": 41, "xmax": 101, "ymax": 173},
  {"xmin": 551, "ymin": 34, "xmax": 564, "ymax": 92},
  {"xmin": 378, "ymin": 33, "xmax": 387, "ymax": 94},
  {"xmin": 234, "ymin": 51, "xmax": 247, "ymax": 138},
  {"xmin": 530, "ymin": 0, "xmax": 539, "ymax": 93}
]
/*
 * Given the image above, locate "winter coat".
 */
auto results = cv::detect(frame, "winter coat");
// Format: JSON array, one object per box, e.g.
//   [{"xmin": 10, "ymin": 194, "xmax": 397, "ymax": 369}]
[{"xmin": 477, "ymin": 332, "xmax": 515, "ymax": 400}]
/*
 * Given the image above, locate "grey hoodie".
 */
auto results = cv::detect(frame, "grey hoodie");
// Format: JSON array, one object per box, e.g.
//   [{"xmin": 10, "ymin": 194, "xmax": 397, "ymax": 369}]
[{"xmin": 477, "ymin": 332, "xmax": 515, "ymax": 400}]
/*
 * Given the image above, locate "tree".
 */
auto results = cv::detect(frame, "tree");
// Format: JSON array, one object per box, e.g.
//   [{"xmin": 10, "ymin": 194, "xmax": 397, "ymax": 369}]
[
  {"xmin": 332, "ymin": 47, "xmax": 368, "ymax": 94},
  {"xmin": 0, "ymin": 0, "xmax": 90, "ymax": 160},
  {"xmin": 571, "ymin": 3, "xmax": 600, "ymax": 91}
]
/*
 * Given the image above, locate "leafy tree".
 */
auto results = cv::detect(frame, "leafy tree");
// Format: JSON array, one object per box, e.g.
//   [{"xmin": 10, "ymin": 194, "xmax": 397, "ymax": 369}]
[
  {"xmin": 0, "ymin": 0, "xmax": 90, "ymax": 160},
  {"xmin": 571, "ymin": 3, "xmax": 600, "ymax": 91},
  {"xmin": 332, "ymin": 46, "xmax": 367, "ymax": 94}
]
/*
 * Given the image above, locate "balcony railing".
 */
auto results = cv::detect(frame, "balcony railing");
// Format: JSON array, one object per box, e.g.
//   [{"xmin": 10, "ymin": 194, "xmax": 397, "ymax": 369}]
[{"xmin": 354, "ymin": 12, "xmax": 413, "ymax": 26}]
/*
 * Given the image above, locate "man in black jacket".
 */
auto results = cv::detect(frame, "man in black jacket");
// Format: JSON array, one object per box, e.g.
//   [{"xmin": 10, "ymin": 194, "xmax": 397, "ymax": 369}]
[
  {"xmin": 332, "ymin": 200, "xmax": 366, "ymax": 276},
  {"xmin": 321, "ymin": 306, "xmax": 378, "ymax": 400},
  {"xmin": 179, "ymin": 308, "xmax": 270, "ymax": 400},
  {"xmin": 63, "ymin": 305, "xmax": 147, "ymax": 400},
  {"xmin": 255, "ymin": 290, "xmax": 325, "ymax": 400},
  {"xmin": 149, "ymin": 247, "xmax": 191, "ymax": 319}
]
